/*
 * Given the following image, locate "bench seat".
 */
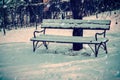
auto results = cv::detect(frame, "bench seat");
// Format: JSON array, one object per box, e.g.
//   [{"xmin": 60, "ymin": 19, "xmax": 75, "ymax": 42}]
[
  {"xmin": 30, "ymin": 34, "xmax": 109, "ymax": 44},
  {"xmin": 30, "ymin": 34, "xmax": 109, "ymax": 57}
]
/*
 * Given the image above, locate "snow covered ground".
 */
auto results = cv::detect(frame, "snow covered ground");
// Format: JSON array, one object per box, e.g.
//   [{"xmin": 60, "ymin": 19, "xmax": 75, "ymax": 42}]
[{"xmin": 0, "ymin": 10, "xmax": 120, "ymax": 80}]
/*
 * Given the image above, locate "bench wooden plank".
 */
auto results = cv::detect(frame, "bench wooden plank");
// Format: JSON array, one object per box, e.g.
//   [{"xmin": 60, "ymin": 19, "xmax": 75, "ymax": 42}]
[
  {"xmin": 30, "ymin": 35, "xmax": 109, "ymax": 44},
  {"xmin": 41, "ymin": 23, "xmax": 110, "ymax": 30},
  {"xmin": 43, "ymin": 19, "xmax": 111, "ymax": 25},
  {"xmin": 41, "ymin": 19, "xmax": 111, "ymax": 30}
]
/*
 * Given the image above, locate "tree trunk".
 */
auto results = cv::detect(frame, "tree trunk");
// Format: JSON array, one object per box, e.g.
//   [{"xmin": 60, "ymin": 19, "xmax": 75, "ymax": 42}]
[
  {"xmin": 2, "ymin": 0, "xmax": 6, "ymax": 35},
  {"xmin": 70, "ymin": 0, "xmax": 83, "ymax": 51},
  {"xmin": 72, "ymin": 28, "xmax": 83, "ymax": 50}
]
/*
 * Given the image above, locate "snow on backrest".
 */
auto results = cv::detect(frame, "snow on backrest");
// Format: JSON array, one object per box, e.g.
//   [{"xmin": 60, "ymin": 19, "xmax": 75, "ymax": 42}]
[{"xmin": 41, "ymin": 19, "xmax": 111, "ymax": 30}]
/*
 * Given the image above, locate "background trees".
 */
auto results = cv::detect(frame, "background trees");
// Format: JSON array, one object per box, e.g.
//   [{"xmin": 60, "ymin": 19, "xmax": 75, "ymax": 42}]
[
  {"xmin": 0, "ymin": 0, "xmax": 120, "ymax": 35},
  {"xmin": 69, "ymin": 0, "xmax": 120, "ymax": 50}
]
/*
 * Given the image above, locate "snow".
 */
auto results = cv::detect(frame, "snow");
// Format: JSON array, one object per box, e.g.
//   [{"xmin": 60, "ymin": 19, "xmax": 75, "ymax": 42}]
[{"xmin": 0, "ymin": 10, "xmax": 120, "ymax": 80}]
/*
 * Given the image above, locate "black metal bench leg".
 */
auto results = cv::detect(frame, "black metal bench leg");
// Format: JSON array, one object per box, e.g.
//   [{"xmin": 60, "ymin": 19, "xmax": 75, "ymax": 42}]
[
  {"xmin": 95, "ymin": 44, "xmax": 98, "ymax": 57},
  {"xmin": 43, "ymin": 42, "xmax": 48, "ymax": 49},
  {"xmin": 103, "ymin": 42, "xmax": 108, "ymax": 54},
  {"xmin": 33, "ymin": 41, "xmax": 39, "ymax": 52},
  {"xmin": 33, "ymin": 41, "xmax": 35, "ymax": 52},
  {"xmin": 100, "ymin": 42, "xmax": 108, "ymax": 54},
  {"xmin": 95, "ymin": 44, "xmax": 101, "ymax": 57}
]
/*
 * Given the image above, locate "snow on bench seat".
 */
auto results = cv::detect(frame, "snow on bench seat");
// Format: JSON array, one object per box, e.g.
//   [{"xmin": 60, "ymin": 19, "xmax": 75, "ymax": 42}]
[{"xmin": 30, "ymin": 34, "xmax": 109, "ymax": 44}]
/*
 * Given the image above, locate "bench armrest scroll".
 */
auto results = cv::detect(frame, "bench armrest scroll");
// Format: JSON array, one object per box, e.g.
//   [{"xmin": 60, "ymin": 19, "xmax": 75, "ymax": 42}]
[
  {"xmin": 34, "ymin": 29, "xmax": 45, "ymax": 38},
  {"xmin": 95, "ymin": 30, "xmax": 106, "ymax": 40}
]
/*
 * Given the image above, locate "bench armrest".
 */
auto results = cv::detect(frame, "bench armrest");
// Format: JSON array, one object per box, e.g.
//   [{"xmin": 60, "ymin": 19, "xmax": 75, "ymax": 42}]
[
  {"xmin": 95, "ymin": 30, "xmax": 106, "ymax": 40},
  {"xmin": 34, "ymin": 29, "xmax": 45, "ymax": 38}
]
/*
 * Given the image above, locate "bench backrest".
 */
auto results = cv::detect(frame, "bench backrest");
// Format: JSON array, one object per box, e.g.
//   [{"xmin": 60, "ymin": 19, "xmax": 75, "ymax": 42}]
[{"xmin": 41, "ymin": 19, "xmax": 111, "ymax": 30}]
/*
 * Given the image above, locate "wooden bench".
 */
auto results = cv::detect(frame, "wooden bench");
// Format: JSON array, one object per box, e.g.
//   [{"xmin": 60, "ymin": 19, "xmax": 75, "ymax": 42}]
[{"xmin": 30, "ymin": 19, "xmax": 111, "ymax": 57}]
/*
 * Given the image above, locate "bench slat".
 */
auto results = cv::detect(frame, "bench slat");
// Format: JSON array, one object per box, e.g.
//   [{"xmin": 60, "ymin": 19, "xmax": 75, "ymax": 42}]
[
  {"xmin": 41, "ymin": 23, "xmax": 110, "ymax": 30},
  {"xmin": 43, "ymin": 19, "xmax": 111, "ymax": 25},
  {"xmin": 30, "ymin": 35, "xmax": 109, "ymax": 44}
]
